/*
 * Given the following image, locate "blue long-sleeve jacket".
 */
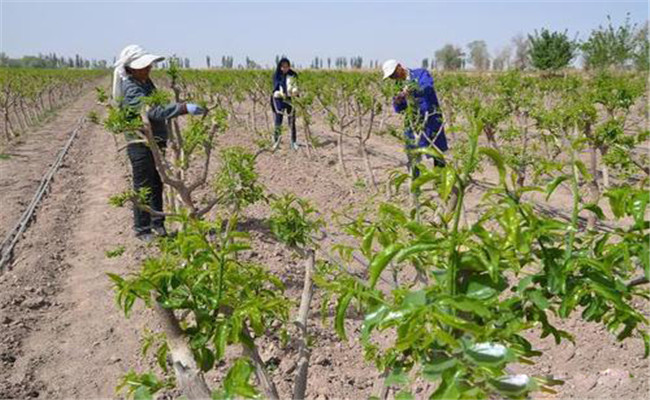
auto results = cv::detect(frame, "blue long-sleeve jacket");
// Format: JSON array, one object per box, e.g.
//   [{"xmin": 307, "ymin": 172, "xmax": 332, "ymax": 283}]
[{"xmin": 393, "ymin": 68, "xmax": 448, "ymax": 152}]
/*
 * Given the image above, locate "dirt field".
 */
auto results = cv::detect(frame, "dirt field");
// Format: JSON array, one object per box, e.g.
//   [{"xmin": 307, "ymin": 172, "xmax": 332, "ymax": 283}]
[{"xmin": 0, "ymin": 88, "xmax": 648, "ymax": 399}]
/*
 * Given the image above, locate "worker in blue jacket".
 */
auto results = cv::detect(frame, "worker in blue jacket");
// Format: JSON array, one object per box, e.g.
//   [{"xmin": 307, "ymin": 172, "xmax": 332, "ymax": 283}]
[
  {"xmin": 271, "ymin": 57, "xmax": 299, "ymax": 150},
  {"xmin": 382, "ymin": 59, "xmax": 448, "ymax": 175}
]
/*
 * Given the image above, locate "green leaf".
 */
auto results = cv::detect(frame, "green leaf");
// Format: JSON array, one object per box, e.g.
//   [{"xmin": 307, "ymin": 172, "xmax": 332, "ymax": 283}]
[
  {"xmin": 489, "ymin": 374, "xmax": 536, "ymax": 396},
  {"xmin": 215, "ymin": 358, "xmax": 260, "ymax": 399},
  {"xmin": 415, "ymin": 146, "xmax": 445, "ymax": 160},
  {"xmin": 156, "ymin": 343, "xmax": 169, "ymax": 373},
  {"xmin": 411, "ymin": 170, "xmax": 436, "ymax": 192},
  {"xmin": 361, "ymin": 227, "xmax": 376, "ymax": 257},
  {"xmin": 385, "ymin": 369, "xmax": 410, "ymax": 386},
  {"xmin": 214, "ymin": 323, "xmax": 229, "ymax": 360},
  {"xmin": 465, "ymin": 342, "xmax": 515, "ymax": 367},
  {"xmin": 395, "ymin": 390, "xmax": 414, "ymax": 400},
  {"xmin": 369, "ymin": 243, "xmax": 404, "ymax": 288},
  {"xmin": 630, "ymin": 192, "xmax": 649, "ymax": 225},
  {"xmin": 517, "ymin": 275, "xmax": 535, "ymax": 294},
  {"xmin": 133, "ymin": 386, "xmax": 153, "ymax": 400},
  {"xmin": 378, "ymin": 203, "xmax": 408, "ymax": 224},
  {"xmin": 422, "ymin": 357, "xmax": 458, "ymax": 380},
  {"xmin": 335, "ymin": 293, "xmax": 353, "ymax": 340},
  {"xmin": 605, "ymin": 188, "xmax": 627, "ymax": 218},
  {"xmin": 581, "ymin": 203, "xmax": 605, "ymax": 220},
  {"xmin": 479, "ymin": 147, "xmax": 506, "ymax": 186},
  {"xmin": 574, "ymin": 160, "xmax": 591, "ymax": 180},
  {"xmin": 546, "ymin": 175, "xmax": 569, "ymax": 201},
  {"xmin": 440, "ymin": 296, "xmax": 491, "ymax": 318},
  {"xmin": 439, "ymin": 167, "xmax": 458, "ymax": 201},
  {"xmin": 430, "ymin": 369, "xmax": 462, "ymax": 400},
  {"xmin": 197, "ymin": 347, "xmax": 215, "ymax": 372},
  {"xmin": 642, "ymin": 242, "xmax": 650, "ymax": 281},
  {"xmin": 403, "ymin": 290, "xmax": 427, "ymax": 307},
  {"xmin": 394, "ymin": 243, "xmax": 437, "ymax": 263},
  {"xmin": 464, "ymin": 274, "xmax": 507, "ymax": 300},
  {"xmin": 528, "ymin": 289, "xmax": 550, "ymax": 310},
  {"xmin": 435, "ymin": 309, "xmax": 483, "ymax": 335},
  {"xmin": 362, "ymin": 305, "xmax": 388, "ymax": 341}
]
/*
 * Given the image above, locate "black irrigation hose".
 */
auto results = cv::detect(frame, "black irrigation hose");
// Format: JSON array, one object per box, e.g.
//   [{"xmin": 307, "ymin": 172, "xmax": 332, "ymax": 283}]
[{"xmin": 0, "ymin": 117, "xmax": 85, "ymax": 273}]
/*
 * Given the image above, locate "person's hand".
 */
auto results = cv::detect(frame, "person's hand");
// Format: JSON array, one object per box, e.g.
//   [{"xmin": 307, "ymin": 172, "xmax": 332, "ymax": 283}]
[
  {"xmin": 273, "ymin": 90, "xmax": 285, "ymax": 99},
  {"xmin": 186, "ymin": 103, "xmax": 207, "ymax": 115}
]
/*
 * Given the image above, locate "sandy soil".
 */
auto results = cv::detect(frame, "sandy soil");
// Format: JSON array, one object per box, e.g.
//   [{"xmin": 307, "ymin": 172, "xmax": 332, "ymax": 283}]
[
  {"xmin": 0, "ymin": 88, "xmax": 647, "ymax": 399},
  {"xmin": 0, "ymin": 94, "xmax": 160, "ymax": 399}
]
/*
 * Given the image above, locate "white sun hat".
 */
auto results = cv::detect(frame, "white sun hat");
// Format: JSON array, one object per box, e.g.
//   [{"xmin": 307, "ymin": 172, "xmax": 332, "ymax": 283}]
[
  {"xmin": 117, "ymin": 44, "xmax": 165, "ymax": 69},
  {"xmin": 382, "ymin": 59, "xmax": 399, "ymax": 79},
  {"xmin": 112, "ymin": 44, "xmax": 165, "ymax": 101},
  {"xmin": 128, "ymin": 54, "xmax": 164, "ymax": 69}
]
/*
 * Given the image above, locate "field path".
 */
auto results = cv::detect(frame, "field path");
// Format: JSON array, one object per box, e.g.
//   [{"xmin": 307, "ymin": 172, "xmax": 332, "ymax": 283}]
[
  {"xmin": 0, "ymin": 93, "xmax": 156, "ymax": 398},
  {"xmin": 0, "ymin": 89, "xmax": 97, "ymax": 240}
]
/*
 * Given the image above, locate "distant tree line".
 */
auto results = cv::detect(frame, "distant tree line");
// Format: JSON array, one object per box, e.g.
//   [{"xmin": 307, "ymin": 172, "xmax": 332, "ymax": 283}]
[
  {"xmin": 428, "ymin": 14, "xmax": 648, "ymax": 72},
  {"xmin": 6, "ymin": 15, "xmax": 646, "ymax": 72},
  {"xmin": 0, "ymin": 52, "xmax": 109, "ymax": 69}
]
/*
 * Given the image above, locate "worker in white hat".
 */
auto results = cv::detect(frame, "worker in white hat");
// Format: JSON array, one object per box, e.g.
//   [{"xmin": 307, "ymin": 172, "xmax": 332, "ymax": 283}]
[
  {"xmin": 113, "ymin": 44, "xmax": 206, "ymax": 242},
  {"xmin": 382, "ymin": 59, "xmax": 448, "ymax": 177}
]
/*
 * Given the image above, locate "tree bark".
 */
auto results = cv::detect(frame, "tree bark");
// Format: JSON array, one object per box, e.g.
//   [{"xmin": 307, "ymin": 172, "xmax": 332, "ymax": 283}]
[
  {"xmin": 153, "ymin": 304, "xmax": 212, "ymax": 400},
  {"xmin": 292, "ymin": 249, "xmax": 315, "ymax": 400},
  {"xmin": 600, "ymin": 146, "xmax": 610, "ymax": 189},
  {"xmin": 336, "ymin": 130, "xmax": 348, "ymax": 176},
  {"xmin": 241, "ymin": 328, "xmax": 280, "ymax": 400},
  {"xmin": 360, "ymin": 140, "xmax": 378, "ymax": 191},
  {"xmin": 587, "ymin": 144, "xmax": 600, "ymax": 230}
]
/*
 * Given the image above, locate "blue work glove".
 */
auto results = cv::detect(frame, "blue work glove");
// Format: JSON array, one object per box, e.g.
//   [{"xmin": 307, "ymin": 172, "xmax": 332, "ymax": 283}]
[{"xmin": 186, "ymin": 103, "xmax": 206, "ymax": 115}]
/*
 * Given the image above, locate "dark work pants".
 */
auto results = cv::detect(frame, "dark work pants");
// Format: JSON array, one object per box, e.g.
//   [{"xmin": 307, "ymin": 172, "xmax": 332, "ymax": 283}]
[
  {"xmin": 126, "ymin": 143, "xmax": 165, "ymax": 234},
  {"xmin": 272, "ymin": 100, "xmax": 297, "ymax": 143}
]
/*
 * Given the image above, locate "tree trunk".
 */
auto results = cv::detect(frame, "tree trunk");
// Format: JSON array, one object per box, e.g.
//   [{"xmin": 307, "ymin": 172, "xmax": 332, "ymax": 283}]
[
  {"xmin": 39, "ymin": 94, "xmax": 46, "ymax": 114},
  {"xmin": 292, "ymin": 249, "xmax": 315, "ymax": 400},
  {"xmin": 587, "ymin": 145, "xmax": 600, "ymax": 230},
  {"xmin": 153, "ymin": 304, "xmax": 212, "ymax": 399},
  {"xmin": 485, "ymin": 127, "xmax": 498, "ymax": 149},
  {"xmin": 241, "ymin": 328, "xmax": 280, "ymax": 400},
  {"xmin": 251, "ymin": 101, "xmax": 257, "ymax": 133},
  {"xmin": 336, "ymin": 131, "xmax": 348, "ymax": 176},
  {"xmin": 360, "ymin": 140, "xmax": 378, "ymax": 191},
  {"xmin": 20, "ymin": 100, "xmax": 34, "ymax": 126},
  {"xmin": 600, "ymin": 146, "xmax": 610, "ymax": 189},
  {"xmin": 304, "ymin": 123, "xmax": 313, "ymax": 159},
  {"xmin": 4, "ymin": 110, "xmax": 14, "ymax": 140},
  {"xmin": 516, "ymin": 114, "xmax": 529, "ymax": 189},
  {"xmin": 14, "ymin": 106, "xmax": 27, "ymax": 132},
  {"xmin": 3, "ymin": 110, "xmax": 11, "ymax": 141},
  {"xmin": 375, "ymin": 368, "xmax": 391, "ymax": 400},
  {"xmin": 516, "ymin": 170, "xmax": 526, "ymax": 188},
  {"xmin": 264, "ymin": 109, "xmax": 271, "ymax": 132}
]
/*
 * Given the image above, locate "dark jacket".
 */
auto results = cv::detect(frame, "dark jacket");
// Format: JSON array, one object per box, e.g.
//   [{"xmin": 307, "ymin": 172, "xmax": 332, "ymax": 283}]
[
  {"xmin": 120, "ymin": 76, "xmax": 184, "ymax": 143},
  {"xmin": 272, "ymin": 58, "xmax": 297, "ymax": 98}
]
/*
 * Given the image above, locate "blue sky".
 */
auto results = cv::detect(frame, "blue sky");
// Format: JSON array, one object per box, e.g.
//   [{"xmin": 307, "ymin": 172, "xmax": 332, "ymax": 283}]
[{"xmin": 2, "ymin": 1, "xmax": 648, "ymax": 68}]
